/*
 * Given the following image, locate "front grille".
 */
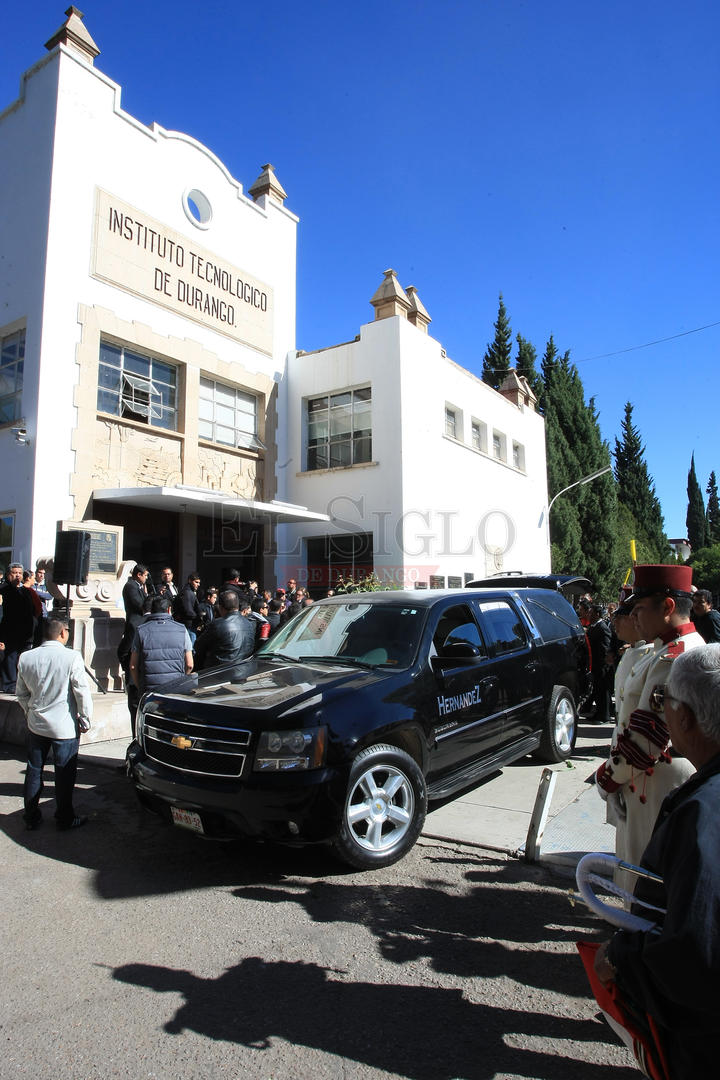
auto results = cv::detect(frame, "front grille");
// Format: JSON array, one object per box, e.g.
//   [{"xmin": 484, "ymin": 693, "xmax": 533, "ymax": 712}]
[{"xmin": 142, "ymin": 712, "xmax": 251, "ymax": 778}]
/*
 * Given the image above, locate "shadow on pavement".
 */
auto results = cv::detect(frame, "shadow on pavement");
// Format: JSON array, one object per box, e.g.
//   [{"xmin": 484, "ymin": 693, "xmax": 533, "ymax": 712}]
[{"xmin": 1, "ymin": 745, "xmax": 635, "ymax": 1078}]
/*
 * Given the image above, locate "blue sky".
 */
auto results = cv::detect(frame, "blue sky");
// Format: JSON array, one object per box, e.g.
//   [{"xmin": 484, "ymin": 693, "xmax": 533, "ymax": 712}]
[{"xmin": 3, "ymin": 1, "xmax": 719, "ymax": 537}]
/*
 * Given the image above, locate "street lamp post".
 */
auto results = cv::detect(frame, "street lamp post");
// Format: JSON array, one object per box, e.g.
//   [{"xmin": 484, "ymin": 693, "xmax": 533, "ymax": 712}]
[
  {"xmin": 538, "ymin": 464, "xmax": 613, "ymax": 544},
  {"xmin": 547, "ymin": 465, "xmax": 613, "ymax": 515}
]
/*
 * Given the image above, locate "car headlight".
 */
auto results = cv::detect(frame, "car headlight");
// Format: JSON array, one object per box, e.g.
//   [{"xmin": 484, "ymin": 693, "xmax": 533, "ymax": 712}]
[{"xmin": 254, "ymin": 726, "xmax": 327, "ymax": 771}]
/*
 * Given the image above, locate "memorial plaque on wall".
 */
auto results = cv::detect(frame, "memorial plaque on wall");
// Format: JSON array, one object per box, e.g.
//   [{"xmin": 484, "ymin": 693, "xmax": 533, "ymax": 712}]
[{"xmin": 86, "ymin": 530, "xmax": 119, "ymax": 574}]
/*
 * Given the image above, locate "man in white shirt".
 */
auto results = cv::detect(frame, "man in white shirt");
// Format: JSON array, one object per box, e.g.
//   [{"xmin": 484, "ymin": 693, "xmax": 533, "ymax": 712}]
[
  {"xmin": 158, "ymin": 566, "xmax": 179, "ymax": 600},
  {"xmin": 16, "ymin": 617, "xmax": 93, "ymax": 831}
]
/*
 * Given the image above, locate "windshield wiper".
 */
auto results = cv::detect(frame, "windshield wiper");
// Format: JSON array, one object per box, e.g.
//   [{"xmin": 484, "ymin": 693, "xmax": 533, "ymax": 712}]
[
  {"xmin": 258, "ymin": 652, "xmax": 299, "ymax": 663},
  {"xmin": 297, "ymin": 654, "xmax": 376, "ymax": 669}
]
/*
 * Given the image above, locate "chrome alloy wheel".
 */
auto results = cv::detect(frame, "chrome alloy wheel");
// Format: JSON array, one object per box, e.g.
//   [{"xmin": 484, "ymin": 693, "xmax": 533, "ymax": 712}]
[
  {"xmin": 345, "ymin": 763, "xmax": 416, "ymax": 853},
  {"xmin": 554, "ymin": 695, "xmax": 576, "ymax": 754}
]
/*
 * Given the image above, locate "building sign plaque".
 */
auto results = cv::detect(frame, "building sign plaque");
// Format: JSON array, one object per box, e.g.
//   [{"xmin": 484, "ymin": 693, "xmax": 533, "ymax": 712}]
[
  {"xmin": 91, "ymin": 189, "xmax": 273, "ymax": 354},
  {"xmin": 86, "ymin": 530, "xmax": 119, "ymax": 574}
]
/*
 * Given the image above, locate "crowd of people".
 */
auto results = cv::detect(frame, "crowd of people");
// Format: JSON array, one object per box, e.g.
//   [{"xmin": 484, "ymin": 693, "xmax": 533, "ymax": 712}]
[{"xmin": 116, "ymin": 566, "xmax": 323, "ymax": 734}]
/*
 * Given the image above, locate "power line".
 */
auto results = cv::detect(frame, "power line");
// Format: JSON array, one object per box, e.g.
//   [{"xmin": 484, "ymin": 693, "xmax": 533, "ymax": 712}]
[
  {"xmin": 574, "ymin": 319, "xmax": 720, "ymax": 365},
  {"xmin": 482, "ymin": 318, "xmax": 720, "ymax": 373}
]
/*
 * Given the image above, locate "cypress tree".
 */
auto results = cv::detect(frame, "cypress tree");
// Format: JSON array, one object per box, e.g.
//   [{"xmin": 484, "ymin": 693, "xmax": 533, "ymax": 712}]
[
  {"xmin": 706, "ymin": 471, "xmax": 720, "ymax": 545},
  {"xmin": 481, "ymin": 294, "xmax": 512, "ymax": 390},
  {"xmin": 613, "ymin": 402, "xmax": 667, "ymax": 558},
  {"xmin": 543, "ymin": 348, "xmax": 617, "ymax": 595},
  {"xmin": 540, "ymin": 334, "xmax": 559, "ymax": 388},
  {"xmin": 687, "ymin": 454, "xmax": 708, "ymax": 551},
  {"xmin": 515, "ymin": 334, "xmax": 543, "ymax": 404}
]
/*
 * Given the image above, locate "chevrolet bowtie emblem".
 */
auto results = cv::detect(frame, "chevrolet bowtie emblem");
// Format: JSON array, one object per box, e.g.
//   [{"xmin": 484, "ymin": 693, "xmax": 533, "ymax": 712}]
[{"xmin": 171, "ymin": 736, "xmax": 193, "ymax": 749}]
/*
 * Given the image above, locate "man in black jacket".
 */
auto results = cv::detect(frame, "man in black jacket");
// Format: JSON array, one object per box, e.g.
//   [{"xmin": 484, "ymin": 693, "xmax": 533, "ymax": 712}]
[
  {"xmin": 175, "ymin": 571, "xmax": 202, "ymax": 645},
  {"xmin": 0, "ymin": 562, "xmax": 35, "ymax": 692},
  {"xmin": 117, "ymin": 564, "xmax": 150, "ymax": 672},
  {"xmin": 194, "ymin": 590, "xmax": 255, "ymax": 670},
  {"xmin": 691, "ymin": 589, "xmax": 720, "ymax": 643},
  {"xmin": 586, "ymin": 603, "xmax": 612, "ymax": 724}
]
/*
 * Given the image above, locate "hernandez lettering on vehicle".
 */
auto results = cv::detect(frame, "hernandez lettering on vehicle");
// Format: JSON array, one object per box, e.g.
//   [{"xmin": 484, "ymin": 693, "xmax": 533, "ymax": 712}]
[{"xmin": 127, "ymin": 583, "xmax": 591, "ymax": 870}]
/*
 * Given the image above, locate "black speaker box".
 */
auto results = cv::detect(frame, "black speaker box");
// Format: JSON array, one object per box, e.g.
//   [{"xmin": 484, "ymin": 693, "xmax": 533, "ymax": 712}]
[{"xmin": 54, "ymin": 530, "xmax": 91, "ymax": 585}]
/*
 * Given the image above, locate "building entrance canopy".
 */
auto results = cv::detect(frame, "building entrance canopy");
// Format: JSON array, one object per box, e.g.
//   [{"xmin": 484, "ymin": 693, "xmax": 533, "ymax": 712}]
[{"xmin": 92, "ymin": 485, "xmax": 330, "ymax": 524}]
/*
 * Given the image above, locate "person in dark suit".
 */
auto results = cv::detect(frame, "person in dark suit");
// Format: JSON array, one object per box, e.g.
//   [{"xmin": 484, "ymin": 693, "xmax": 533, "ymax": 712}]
[
  {"xmin": 0, "ymin": 563, "xmax": 36, "ymax": 692},
  {"xmin": 175, "ymin": 571, "xmax": 203, "ymax": 645},
  {"xmin": 194, "ymin": 590, "xmax": 255, "ymax": 670},
  {"xmin": 117, "ymin": 564, "xmax": 151, "ymax": 730},
  {"xmin": 586, "ymin": 603, "xmax": 612, "ymax": 724}
]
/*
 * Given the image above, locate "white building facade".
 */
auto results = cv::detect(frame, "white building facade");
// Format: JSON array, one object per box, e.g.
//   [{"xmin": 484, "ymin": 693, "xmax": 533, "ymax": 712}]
[
  {"xmin": 280, "ymin": 269, "xmax": 550, "ymax": 593},
  {"xmin": 0, "ymin": 10, "xmax": 550, "ymax": 702}
]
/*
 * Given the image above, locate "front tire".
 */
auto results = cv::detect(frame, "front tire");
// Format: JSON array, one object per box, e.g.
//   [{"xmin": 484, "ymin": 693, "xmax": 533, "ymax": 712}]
[
  {"xmin": 536, "ymin": 687, "xmax": 577, "ymax": 763},
  {"xmin": 333, "ymin": 744, "xmax": 427, "ymax": 870}
]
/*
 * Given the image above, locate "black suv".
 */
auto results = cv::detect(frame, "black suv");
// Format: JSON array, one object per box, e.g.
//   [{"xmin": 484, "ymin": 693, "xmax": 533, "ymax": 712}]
[{"xmin": 128, "ymin": 586, "xmax": 591, "ymax": 869}]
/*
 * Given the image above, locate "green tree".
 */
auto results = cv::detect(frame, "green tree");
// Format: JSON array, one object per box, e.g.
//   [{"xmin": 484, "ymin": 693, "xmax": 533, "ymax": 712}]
[
  {"xmin": 612, "ymin": 503, "xmax": 672, "ymax": 585},
  {"xmin": 515, "ymin": 333, "xmax": 543, "ymax": 404},
  {"xmin": 706, "ymin": 471, "xmax": 720, "ymax": 545},
  {"xmin": 689, "ymin": 543, "xmax": 720, "ymax": 595},
  {"xmin": 687, "ymin": 453, "xmax": 708, "ymax": 552},
  {"xmin": 481, "ymin": 293, "xmax": 512, "ymax": 390},
  {"xmin": 543, "ymin": 349, "xmax": 617, "ymax": 596},
  {"xmin": 613, "ymin": 402, "xmax": 668, "ymax": 559}
]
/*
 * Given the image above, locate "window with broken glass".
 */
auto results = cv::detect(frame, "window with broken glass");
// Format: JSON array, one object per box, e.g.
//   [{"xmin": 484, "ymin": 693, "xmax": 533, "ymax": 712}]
[{"xmin": 97, "ymin": 341, "xmax": 177, "ymax": 430}]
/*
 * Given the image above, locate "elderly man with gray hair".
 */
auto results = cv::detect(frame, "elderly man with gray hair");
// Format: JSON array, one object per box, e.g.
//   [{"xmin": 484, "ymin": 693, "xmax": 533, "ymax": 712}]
[{"xmin": 592, "ymin": 644, "xmax": 720, "ymax": 1078}]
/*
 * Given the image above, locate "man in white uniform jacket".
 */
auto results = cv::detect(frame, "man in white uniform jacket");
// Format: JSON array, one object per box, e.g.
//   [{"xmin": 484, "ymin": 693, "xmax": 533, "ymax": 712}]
[
  {"xmin": 596, "ymin": 564, "xmax": 704, "ymax": 877},
  {"xmin": 17, "ymin": 616, "xmax": 93, "ymax": 831}
]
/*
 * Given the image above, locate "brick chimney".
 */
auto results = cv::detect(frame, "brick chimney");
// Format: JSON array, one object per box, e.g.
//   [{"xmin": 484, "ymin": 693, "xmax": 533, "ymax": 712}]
[{"xmin": 498, "ymin": 369, "xmax": 538, "ymax": 411}]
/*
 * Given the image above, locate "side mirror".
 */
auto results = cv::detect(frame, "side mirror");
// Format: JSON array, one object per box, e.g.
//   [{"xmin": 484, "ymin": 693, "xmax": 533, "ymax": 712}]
[{"xmin": 437, "ymin": 641, "xmax": 482, "ymax": 661}]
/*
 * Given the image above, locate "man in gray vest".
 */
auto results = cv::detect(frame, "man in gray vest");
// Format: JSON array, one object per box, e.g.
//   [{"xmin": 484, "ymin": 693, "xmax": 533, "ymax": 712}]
[{"xmin": 129, "ymin": 595, "xmax": 193, "ymax": 736}]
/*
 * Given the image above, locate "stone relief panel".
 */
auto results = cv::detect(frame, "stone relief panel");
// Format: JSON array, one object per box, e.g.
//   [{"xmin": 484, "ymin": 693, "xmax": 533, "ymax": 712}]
[
  {"xmin": 91, "ymin": 420, "xmax": 183, "ymax": 488},
  {"xmin": 198, "ymin": 447, "xmax": 262, "ymax": 500}
]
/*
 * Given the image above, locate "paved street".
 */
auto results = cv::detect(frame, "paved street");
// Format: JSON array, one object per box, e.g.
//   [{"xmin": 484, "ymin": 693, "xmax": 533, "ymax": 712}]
[{"xmin": 0, "ymin": 741, "xmax": 635, "ymax": 1080}]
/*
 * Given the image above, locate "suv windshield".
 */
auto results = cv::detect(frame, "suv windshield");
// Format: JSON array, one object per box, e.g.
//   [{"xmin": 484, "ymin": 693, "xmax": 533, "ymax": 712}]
[{"xmin": 258, "ymin": 602, "xmax": 424, "ymax": 668}]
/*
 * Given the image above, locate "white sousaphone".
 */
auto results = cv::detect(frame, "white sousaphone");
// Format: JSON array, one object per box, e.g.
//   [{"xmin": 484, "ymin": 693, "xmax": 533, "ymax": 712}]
[{"xmin": 575, "ymin": 852, "xmax": 665, "ymax": 932}]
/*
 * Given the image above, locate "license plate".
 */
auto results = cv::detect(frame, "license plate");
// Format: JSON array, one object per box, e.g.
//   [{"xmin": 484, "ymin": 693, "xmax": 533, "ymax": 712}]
[{"xmin": 170, "ymin": 806, "xmax": 204, "ymax": 834}]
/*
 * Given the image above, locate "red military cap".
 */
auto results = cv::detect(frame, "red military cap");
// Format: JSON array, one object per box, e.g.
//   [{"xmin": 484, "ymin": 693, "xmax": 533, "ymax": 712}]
[{"xmin": 628, "ymin": 563, "xmax": 693, "ymax": 601}]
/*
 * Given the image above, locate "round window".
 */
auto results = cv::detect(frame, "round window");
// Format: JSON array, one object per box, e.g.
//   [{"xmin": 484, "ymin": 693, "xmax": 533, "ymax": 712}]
[{"xmin": 182, "ymin": 188, "xmax": 212, "ymax": 229}]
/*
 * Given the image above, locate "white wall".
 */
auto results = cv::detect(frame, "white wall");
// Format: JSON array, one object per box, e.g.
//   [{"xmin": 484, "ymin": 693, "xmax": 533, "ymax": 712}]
[
  {"xmin": 0, "ymin": 55, "xmax": 60, "ymax": 569},
  {"xmin": 282, "ymin": 313, "xmax": 550, "ymax": 589},
  {"xmin": 396, "ymin": 317, "xmax": 550, "ymax": 581},
  {"xmin": 279, "ymin": 317, "xmax": 405, "ymax": 587},
  {"xmin": 0, "ymin": 43, "xmax": 298, "ymax": 564}
]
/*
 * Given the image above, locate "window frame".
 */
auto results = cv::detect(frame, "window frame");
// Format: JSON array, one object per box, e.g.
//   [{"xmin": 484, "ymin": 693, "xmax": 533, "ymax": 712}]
[
  {"xmin": 0, "ymin": 329, "xmax": 25, "ymax": 426},
  {"xmin": 198, "ymin": 375, "xmax": 264, "ymax": 451},
  {"xmin": 444, "ymin": 403, "xmax": 463, "ymax": 441},
  {"xmin": 0, "ymin": 511, "xmax": 15, "ymax": 576},
  {"xmin": 492, "ymin": 430, "xmax": 507, "ymax": 462},
  {"xmin": 305, "ymin": 386, "xmax": 372, "ymax": 472},
  {"xmin": 97, "ymin": 340, "xmax": 179, "ymax": 431},
  {"xmin": 471, "ymin": 418, "xmax": 487, "ymax": 453}
]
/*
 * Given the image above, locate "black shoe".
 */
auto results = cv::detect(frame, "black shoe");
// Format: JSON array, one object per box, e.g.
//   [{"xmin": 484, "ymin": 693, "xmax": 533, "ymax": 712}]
[
  {"xmin": 57, "ymin": 815, "xmax": 88, "ymax": 831},
  {"xmin": 25, "ymin": 818, "xmax": 42, "ymax": 831}
]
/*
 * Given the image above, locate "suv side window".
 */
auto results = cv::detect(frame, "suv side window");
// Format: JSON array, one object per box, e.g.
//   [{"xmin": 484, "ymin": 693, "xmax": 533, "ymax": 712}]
[
  {"xmin": 524, "ymin": 592, "xmax": 579, "ymax": 642},
  {"xmin": 432, "ymin": 604, "xmax": 487, "ymax": 658},
  {"xmin": 476, "ymin": 600, "xmax": 527, "ymax": 656}
]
